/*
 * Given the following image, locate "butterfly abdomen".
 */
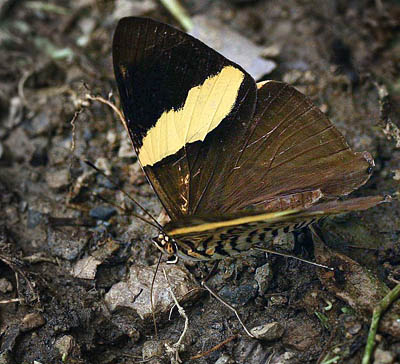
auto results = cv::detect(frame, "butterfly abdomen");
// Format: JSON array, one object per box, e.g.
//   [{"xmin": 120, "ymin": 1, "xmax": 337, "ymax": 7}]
[{"xmin": 176, "ymin": 218, "xmax": 317, "ymax": 261}]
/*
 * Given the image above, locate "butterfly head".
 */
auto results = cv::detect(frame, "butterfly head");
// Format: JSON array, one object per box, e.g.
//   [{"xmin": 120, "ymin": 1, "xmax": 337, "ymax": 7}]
[{"xmin": 152, "ymin": 233, "xmax": 179, "ymax": 263}]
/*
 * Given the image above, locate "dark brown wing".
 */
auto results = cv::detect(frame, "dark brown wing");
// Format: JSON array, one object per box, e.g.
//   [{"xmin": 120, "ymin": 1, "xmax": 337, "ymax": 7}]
[
  {"xmin": 194, "ymin": 81, "xmax": 374, "ymax": 214},
  {"xmin": 113, "ymin": 17, "xmax": 374, "ymax": 222},
  {"xmin": 113, "ymin": 17, "xmax": 257, "ymax": 220}
]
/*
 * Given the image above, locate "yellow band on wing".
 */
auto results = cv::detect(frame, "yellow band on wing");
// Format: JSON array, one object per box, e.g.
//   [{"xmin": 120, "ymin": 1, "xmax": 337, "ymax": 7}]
[
  {"xmin": 167, "ymin": 209, "xmax": 301, "ymax": 236},
  {"xmin": 138, "ymin": 66, "xmax": 245, "ymax": 167}
]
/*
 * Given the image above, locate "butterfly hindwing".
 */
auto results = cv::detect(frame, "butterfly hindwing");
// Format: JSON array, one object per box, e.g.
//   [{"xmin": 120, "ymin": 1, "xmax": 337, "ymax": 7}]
[
  {"xmin": 201, "ymin": 81, "xmax": 374, "ymax": 213},
  {"xmin": 163, "ymin": 195, "xmax": 386, "ymax": 260}
]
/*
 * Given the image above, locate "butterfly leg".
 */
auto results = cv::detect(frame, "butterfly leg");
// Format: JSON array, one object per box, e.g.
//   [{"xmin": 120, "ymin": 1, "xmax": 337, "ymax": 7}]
[
  {"xmin": 200, "ymin": 264, "xmax": 256, "ymax": 338},
  {"xmin": 253, "ymin": 246, "xmax": 333, "ymax": 270}
]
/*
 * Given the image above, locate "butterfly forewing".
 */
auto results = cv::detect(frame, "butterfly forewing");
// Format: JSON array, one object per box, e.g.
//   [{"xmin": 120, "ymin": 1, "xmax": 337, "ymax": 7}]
[{"xmin": 113, "ymin": 17, "xmax": 257, "ymax": 220}]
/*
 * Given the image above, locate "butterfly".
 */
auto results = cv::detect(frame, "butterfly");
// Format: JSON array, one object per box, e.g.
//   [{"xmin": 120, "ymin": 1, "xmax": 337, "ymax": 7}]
[{"xmin": 112, "ymin": 17, "xmax": 387, "ymax": 264}]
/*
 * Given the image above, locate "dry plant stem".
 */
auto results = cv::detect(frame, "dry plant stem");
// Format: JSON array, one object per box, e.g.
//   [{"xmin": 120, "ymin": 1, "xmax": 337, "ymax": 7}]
[
  {"xmin": 0, "ymin": 298, "xmax": 24, "ymax": 304},
  {"xmin": 151, "ymin": 254, "xmax": 163, "ymax": 339},
  {"xmin": 17, "ymin": 70, "xmax": 31, "ymax": 105},
  {"xmin": 253, "ymin": 246, "xmax": 333, "ymax": 270},
  {"xmin": 158, "ymin": 0, "xmax": 193, "ymax": 31},
  {"xmin": 362, "ymin": 284, "xmax": 400, "ymax": 364},
  {"xmin": 190, "ymin": 334, "xmax": 238, "ymax": 360},
  {"xmin": 0, "ymin": 254, "xmax": 36, "ymax": 302},
  {"xmin": 162, "ymin": 268, "xmax": 189, "ymax": 364},
  {"xmin": 69, "ymin": 108, "xmax": 82, "ymax": 152},
  {"xmin": 85, "ymin": 94, "xmax": 125, "ymax": 124},
  {"xmin": 201, "ymin": 281, "xmax": 255, "ymax": 338}
]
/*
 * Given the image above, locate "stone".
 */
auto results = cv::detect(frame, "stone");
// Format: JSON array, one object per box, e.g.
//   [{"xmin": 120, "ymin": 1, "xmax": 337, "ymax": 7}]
[
  {"xmin": 89, "ymin": 205, "xmax": 116, "ymax": 221},
  {"xmin": 72, "ymin": 256, "xmax": 102, "ymax": 279},
  {"xmin": 47, "ymin": 227, "xmax": 89, "ymax": 260},
  {"xmin": 374, "ymin": 348, "xmax": 395, "ymax": 364},
  {"xmin": 105, "ymin": 263, "xmax": 198, "ymax": 319},
  {"xmin": 20, "ymin": 312, "xmax": 46, "ymax": 332},
  {"xmin": 250, "ymin": 322, "xmax": 284, "ymax": 341},
  {"xmin": 218, "ymin": 280, "xmax": 258, "ymax": 306},
  {"xmin": 0, "ymin": 278, "xmax": 13, "ymax": 293},
  {"xmin": 254, "ymin": 262, "xmax": 272, "ymax": 295},
  {"xmin": 27, "ymin": 209, "xmax": 43, "ymax": 229},
  {"xmin": 45, "ymin": 168, "xmax": 70, "ymax": 190},
  {"xmin": 142, "ymin": 340, "xmax": 164, "ymax": 360},
  {"xmin": 55, "ymin": 335, "xmax": 74, "ymax": 357}
]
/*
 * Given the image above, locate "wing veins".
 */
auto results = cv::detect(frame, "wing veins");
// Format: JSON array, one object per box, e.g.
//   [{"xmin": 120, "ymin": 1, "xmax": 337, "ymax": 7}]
[
  {"xmin": 268, "ymin": 141, "xmax": 351, "ymax": 172},
  {"xmin": 234, "ymin": 83, "xmax": 290, "ymax": 168}
]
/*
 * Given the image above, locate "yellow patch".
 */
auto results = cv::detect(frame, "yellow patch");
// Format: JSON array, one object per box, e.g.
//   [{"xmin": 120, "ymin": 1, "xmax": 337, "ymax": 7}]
[
  {"xmin": 138, "ymin": 66, "xmax": 245, "ymax": 167},
  {"xmin": 256, "ymin": 81, "xmax": 268, "ymax": 89},
  {"xmin": 168, "ymin": 209, "xmax": 302, "ymax": 236}
]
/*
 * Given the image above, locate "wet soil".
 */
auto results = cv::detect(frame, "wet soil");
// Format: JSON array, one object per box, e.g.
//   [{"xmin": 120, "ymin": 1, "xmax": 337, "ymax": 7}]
[{"xmin": 1, "ymin": 1, "xmax": 400, "ymax": 363}]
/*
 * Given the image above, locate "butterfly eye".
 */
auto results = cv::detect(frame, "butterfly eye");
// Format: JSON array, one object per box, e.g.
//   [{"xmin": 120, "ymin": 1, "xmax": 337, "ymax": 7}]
[{"xmin": 165, "ymin": 241, "xmax": 176, "ymax": 255}]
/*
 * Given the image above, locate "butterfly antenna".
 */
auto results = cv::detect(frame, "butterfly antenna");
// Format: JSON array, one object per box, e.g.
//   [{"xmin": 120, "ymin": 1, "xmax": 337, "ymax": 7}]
[
  {"xmin": 85, "ymin": 160, "xmax": 164, "ymax": 231},
  {"xmin": 253, "ymin": 247, "xmax": 334, "ymax": 271},
  {"xmin": 93, "ymin": 193, "xmax": 161, "ymax": 230}
]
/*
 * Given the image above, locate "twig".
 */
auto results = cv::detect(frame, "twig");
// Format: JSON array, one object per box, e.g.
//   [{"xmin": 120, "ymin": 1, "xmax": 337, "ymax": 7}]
[
  {"xmin": 189, "ymin": 334, "xmax": 238, "ymax": 360},
  {"xmin": 85, "ymin": 94, "xmax": 126, "ymax": 126},
  {"xmin": 17, "ymin": 70, "xmax": 31, "ymax": 106},
  {"xmin": 163, "ymin": 268, "xmax": 189, "ymax": 364},
  {"xmin": 151, "ymin": 254, "xmax": 163, "ymax": 338},
  {"xmin": 362, "ymin": 284, "xmax": 400, "ymax": 364},
  {"xmin": 69, "ymin": 108, "xmax": 82, "ymax": 152},
  {"xmin": 0, "ymin": 298, "xmax": 24, "ymax": 304},
  {"xmin": 0, "ymin": 254, "xmax": 37, "ymax": 302},
  {"xmin": 158, "ymin": 0, "xmax": 193, "ymax": 31}
]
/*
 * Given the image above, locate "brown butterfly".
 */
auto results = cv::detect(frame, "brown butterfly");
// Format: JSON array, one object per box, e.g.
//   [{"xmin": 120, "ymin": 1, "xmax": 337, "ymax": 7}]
[{"xmin": 112, "ymin": 17, "xmax": 388, "ymax": 264}]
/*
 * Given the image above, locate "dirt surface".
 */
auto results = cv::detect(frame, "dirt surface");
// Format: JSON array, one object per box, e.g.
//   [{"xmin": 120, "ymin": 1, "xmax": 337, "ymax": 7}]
[{"xmin": 1, "ymin": 1, "xmax": 400, "ymax": 363}]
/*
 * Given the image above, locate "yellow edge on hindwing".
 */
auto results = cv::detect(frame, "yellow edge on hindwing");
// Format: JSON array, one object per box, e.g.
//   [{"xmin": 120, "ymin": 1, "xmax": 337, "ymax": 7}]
[
  {"xmin": 138, "ymin": 65, "xmax": 245, "ymax": 167},
  {"xmin": 167, "ymin": 209, "xmax": 311, "ymax": 236}
]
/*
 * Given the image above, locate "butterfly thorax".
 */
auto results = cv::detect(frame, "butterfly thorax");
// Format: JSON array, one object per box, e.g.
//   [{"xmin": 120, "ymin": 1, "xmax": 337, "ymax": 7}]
[{"xmin": 152, "ymin": 233, "xmax": 179, "ymax": 263}]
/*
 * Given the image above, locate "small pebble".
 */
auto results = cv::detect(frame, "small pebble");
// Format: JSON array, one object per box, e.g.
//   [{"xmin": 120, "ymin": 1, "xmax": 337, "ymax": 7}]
[
  {"xmin": 89, "ymin": 205, "xmax": 117, "ymax": 221},
  {"xmin": 269, "ymin": 295, "xmax": 287, "ymax": 306},
  {"xmin": 25, "ymin": 112, "xmax": 51, "ymax": 136},
  {"xmin": 20, "ymin": 312, "xmax": 46, "ymax": 332},
  {"xmin": 215, "ymin": 353, "xmax": 232, "ymax": 364},
  {"xmin": 118, "ymin": 137, "xmax": 136, "ymax": 158},
  {"xmin": 45, "ymin": 168, "xmax": 70, "ymax": 190},
  {"xmin": 218, "ymin": 281, "xmax": 258, "ymax": 306},
  {"xmin": 348, "ymin": 322, "xmax": 362, "ymax": 335},
  {"xmin": 55, "ymin": 335, "xmax": 74, "ymax": 357},
  {"xmin": 142, "ymin": 340, "xmax": 164, "ymax": 360},
  {"xmin": 47, "ymin": 228, "xmax": 89, "ymax": 261},
  {"xmin": 374, "ymin": 348, "xmax": 395, "ymax": 364},
  {"xmin": 72, "ymin": 256, "xmax": 102, "ymax": 280},
  {"xmin": 254, "ymin": 262, "xmax": 272, "ymax": 295},
  {"xmin": 27, "ymin": 209, "xmax": 43, "ymax": 229},
  {"xmin": 251, "ymin": 322, "xmax": 284, "ymax": 341},
  {"xmin": 0, "ymin": 278, "xmax": 13, "ymax": 293}
]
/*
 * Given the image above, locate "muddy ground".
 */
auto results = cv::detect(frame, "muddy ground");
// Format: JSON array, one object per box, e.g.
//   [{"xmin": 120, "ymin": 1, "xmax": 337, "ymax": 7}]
[{"xmin": 1, "ymin": 0, "xmax": 400, "ymax": 363}]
